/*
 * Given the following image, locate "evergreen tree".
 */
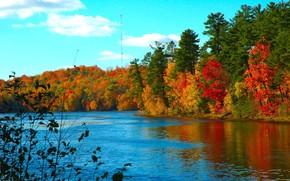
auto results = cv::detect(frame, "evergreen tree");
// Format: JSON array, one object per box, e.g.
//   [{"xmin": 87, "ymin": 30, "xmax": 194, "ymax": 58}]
[
  {"xmin": 141, "ymin": 52, "xmax": 152, "ymax": 67},
  {"xmin": 203, "ymin": 12, "xmax": 228, "ymax": 61},
  {"xmin": 129, "ymin": 58, "xmax": 145, "ymax": 109},
  {"xmin": 175, "ymin": 29, "xmax": 200, "ymax": 75},
  {"xmin": 258, "ymin": 2, "xmax": 290, "ymax": 70},
  {"xmin": 164, "ymin": 41, "xmax": 177, "ymax": 60},
  {"xmin": 220, "ymin": 5, "xmax": 259, "ymax": 84},
  {"xmin": 147, "ymin": 47, "xmax": 168, "ymax": 106},
  {"xmin": 270, "ymin": 30, "xmax": 290, "ymax": 71}
]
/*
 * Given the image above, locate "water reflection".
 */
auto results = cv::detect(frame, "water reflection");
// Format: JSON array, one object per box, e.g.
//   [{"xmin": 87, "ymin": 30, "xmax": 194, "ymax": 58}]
[
  {"xmin": 40, "ymin": 112, "xmax": 289, "ymax": 180},
  {"xmin": 148, "ymin": 120, "xmax": 290, "ymax": 180}
]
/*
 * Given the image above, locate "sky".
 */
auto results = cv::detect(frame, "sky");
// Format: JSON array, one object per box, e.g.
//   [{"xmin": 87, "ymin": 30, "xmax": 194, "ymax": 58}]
[{"xmin": 0, "ymin": 0, "xmax": 282, "ymax": 80}]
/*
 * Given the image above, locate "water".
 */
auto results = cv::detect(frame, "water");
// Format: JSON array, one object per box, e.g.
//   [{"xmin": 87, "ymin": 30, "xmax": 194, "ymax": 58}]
[
  {"xmin": 5, "ymin": 111, "xmax": 289, "ymax": 180},
  {"xmin": 47, "ymin": 111, "xmax": 290, "ymax": 180}
]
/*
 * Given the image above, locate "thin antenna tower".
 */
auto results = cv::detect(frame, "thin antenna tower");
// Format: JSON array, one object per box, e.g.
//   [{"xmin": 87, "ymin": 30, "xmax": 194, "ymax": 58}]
[
  {"xmin": 73, "ymin": 49, "xmax": 79, "ymax": 67},
  {"xmin": 120, "ymin": 14, "xmax": 123, "ymax": 67}
]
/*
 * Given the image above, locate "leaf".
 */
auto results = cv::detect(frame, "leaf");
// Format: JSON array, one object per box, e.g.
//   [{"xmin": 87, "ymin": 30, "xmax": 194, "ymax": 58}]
[
  {"xmin": 92, "ymin": 155, "xmax": 98, "ymax": 163},
  {"xmin": 124, "ymin": 163, "xmax": 132, "ymax": 167},
  {"xmin": 78, "ymin": 133, "xmax": 84, "ymax": 142},
  {"xmin": 112, "ymin": 172, "xmax": 123, "ymax": 181},
  {"xmin": 96, "ymin": 147, "xmax": 101, "ymax": 152},
  {"xmin": 84, "ymin": 130, "xmax": 89, "ymax": 137},
  {"xmin": 47, "ymin": 147, "xmax": 57, "ymax": 154}
]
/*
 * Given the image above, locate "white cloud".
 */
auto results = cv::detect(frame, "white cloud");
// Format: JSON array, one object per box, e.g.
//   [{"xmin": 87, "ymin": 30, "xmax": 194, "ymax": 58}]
[
  {"xmin": 0, "ymin": 1, "xmax": 25, "ymax": 8},
  {"xmin": 12, "ymin": 14, "xmax": 117, "ymax": 37},
  {"xmin": 3, "ymin": 0, "xmax": 117, "ymax": 37},
  {"xmin": 0, "ymin": 0, "xmax": 84, "ymax": 19},
  {"xmin": 46, "ymin": 14, "xmax": 117, "ymax": 36},
  {"xmin": 123, "ymin": 33, "xmax": 180, "ymax": 47},
  {"xmin": 99, "ymin": 51, "xmax": 134, "ymax": 61}
]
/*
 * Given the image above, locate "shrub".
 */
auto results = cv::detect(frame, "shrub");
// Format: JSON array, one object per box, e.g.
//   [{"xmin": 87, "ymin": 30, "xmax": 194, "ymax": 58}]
[{"xmin": 0, "ymin": 74, "xmax": 120, "ymax": 180}]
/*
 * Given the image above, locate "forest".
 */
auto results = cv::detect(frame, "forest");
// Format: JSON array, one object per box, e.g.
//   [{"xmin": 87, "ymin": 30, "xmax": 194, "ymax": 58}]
[{"xmin": 1, "ymin": 1, "xmax": 289, "ymax": 120}]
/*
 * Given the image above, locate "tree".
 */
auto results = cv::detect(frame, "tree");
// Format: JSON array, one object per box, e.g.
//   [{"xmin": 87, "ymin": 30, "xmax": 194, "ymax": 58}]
[
  {"xmin": 201, "ymin": 59, "xmax": 229, "ymax": 113},
  {"xmin": 270, "ymin": 30, "xmax": 290, "ymax": 71},
  {"xmin": 220, "ymin": 5, "xmax": 259, "ymax": 84},
  {"xmin": 164, "ymin": 41, "xmax": 176, "ymax": 60},
  {"xmin": 147, "ymin": 46, "xmax": 169, "ymax": 106},
  {"xmin": 129, "ymin": 59, "xmax": 145, "ymax": 109},
  {"xmin": 175, "ymin": 29, "xmax": 200, "ymax": 75},
  {"xmin": 166, "ymin": 70, "xmax": 201, "ymax": 115},
  {"xmin": 245, "ymin": 41, "xmax": 279, "ymax": 116},
  {"xmin": 255, "ymin": 2, "xmax": 290, "ymax": 46},
  {"xmin": 142, "ymin": 85, "xmax": 167, "ymax": 115},
  {"xmin": 203, "ymin": 12, "xmax": 228, "ymax": 61}
]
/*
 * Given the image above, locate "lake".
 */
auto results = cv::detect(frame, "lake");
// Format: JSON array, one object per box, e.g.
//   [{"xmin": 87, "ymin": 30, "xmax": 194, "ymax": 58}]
[{"xmin": 47, "ymin": 111, "xmax": 289, "ymax": 180}]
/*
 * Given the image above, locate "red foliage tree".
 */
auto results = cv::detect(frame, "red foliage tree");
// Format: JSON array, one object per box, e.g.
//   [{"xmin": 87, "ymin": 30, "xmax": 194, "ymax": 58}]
[
  {"xmin": 245, "ymin": 40, "xmax": 279, "ymax": 116},
  {"xmin": 201, "ymin": 59, "xmax": 228, "ymax": 113}
]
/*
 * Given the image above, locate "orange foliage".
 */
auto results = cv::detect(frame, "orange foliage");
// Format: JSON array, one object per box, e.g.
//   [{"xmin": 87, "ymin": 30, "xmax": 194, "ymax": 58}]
[
  {"xmin": 167, "ymin": 71, "xmax": 200, "ymax": 115},
  {"xmin": 0, "ymin": 65, "xmax": 138, "ymax": 112},
  {"xmin": 142, "ymin": 85, "xmax": 167, "ymax": 115},
  {"xmin": 245, "ymin": 41, "xmax": 279, "ymax": 116}
]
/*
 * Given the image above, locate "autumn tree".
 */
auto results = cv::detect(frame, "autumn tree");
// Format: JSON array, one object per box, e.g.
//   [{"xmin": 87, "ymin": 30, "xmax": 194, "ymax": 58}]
[
  {"xmin": 142, "ymin": 85, "xmax": 167, "ymax": 115},
  {"xmin": 245, "ymin": 40, "xmax": 279, "ymax": 116},
  {"xmin": 167, "ymin": 71, "xmax": 201, "ymax": 115},
  {"xmin": 201, "ymin": 58, "xmax": 229, "ymax": 113}
]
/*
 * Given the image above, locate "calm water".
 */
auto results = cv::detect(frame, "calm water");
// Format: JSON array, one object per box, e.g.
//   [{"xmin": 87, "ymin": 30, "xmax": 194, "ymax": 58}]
[{"xmin": 43, "ymin": 111, "xmax": 290, "ymax": 180}]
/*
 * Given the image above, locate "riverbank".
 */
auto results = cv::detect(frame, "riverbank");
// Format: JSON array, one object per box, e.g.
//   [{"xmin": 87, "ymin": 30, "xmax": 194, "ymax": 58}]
[{"xmin": 135, "ymin": 111, "xmax": 290, "ymax": 123}]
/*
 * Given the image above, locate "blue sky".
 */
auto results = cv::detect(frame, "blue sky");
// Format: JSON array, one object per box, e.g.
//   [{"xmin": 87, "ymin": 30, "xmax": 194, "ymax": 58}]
[{"xmin": 0, "ymin": 0, "xmax": 281, "ymax": 80}]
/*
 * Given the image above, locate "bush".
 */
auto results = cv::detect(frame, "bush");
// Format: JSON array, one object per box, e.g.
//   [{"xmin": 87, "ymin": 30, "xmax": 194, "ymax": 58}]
[
  {"xmin": 232, "ymin": 96, "xmax": 258, "ymax": 119},
  {"xmin": 0, "ymin": 74, "xmax": 118, "ymax": 180}
]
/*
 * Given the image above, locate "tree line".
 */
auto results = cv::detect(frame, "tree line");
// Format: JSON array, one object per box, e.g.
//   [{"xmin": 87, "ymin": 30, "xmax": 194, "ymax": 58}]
[
  {"xmin": 128, "ymin": 1, "xmax": 290, "ymax": 118},
  {"xmin": 1, "ymin": 1, "xmax": 289, "ymax": 119}
]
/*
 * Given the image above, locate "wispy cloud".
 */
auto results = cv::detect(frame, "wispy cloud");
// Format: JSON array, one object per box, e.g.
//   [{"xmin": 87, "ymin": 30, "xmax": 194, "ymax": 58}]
[
  {"xmin": 123, "ymin": 33, "xmax": 180, "ymax": 47},
  {"xmin": 12, "ymin": 22, "xmax": 46, "ymax": 28},
  {"xmin": 47, "ymin": 14, "xmax": 117, "ymax": 37},
  {"xmin": 12, "ymin": 14, "xmax": 118, "ymax": 37},
  {"xmin": 99, "ymin": 51, "xmax": 134, "ymax": 61},
  {"xmin": 0, "ymin": 0, "xmax": 84, "ymax": 19}
]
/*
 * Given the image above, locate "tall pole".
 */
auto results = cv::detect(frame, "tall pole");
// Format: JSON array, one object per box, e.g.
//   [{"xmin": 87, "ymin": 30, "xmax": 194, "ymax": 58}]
[
  {"xmin": 120, "ymin": 14, "xmax": 123, "ymax": 67},
  {"xmin": 73, "ymin": 49, "xmax": 79, "ymax": 67}
]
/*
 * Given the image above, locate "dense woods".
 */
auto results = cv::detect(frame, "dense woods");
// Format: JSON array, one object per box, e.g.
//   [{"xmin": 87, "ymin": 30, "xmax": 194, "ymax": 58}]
[{"xmin": 1, "ymin": 1, "xmax": 290, "ymax": 119}]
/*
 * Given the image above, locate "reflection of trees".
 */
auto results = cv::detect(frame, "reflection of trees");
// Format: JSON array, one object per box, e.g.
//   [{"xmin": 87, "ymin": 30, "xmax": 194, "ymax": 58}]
[
  {"xmin": 245, "ymin": 123, "xmax": 290, "ymax": 179},
  {"xmin": 149, "ymin": 121, "xmax": 290, "ymax": 179}
]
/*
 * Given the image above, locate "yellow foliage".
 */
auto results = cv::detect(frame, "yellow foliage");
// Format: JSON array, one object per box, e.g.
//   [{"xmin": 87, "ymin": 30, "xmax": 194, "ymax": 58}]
[
  {"xmin": 164, "ymin": 61, "xmax": 176, "ymax": 91},
  {"xmin": 117, "ymin": 94, "xmax": 137, "ymax": 111},
  {"xmin": 224, "ymin": 90, "xmax": 233, "ymax": 113},
  {"xmin": 167, "ymin": 72, "xmax": 201, "ymax": 115},
  {"xmin": 142, "ymin": 85, "xmax": 167, "ymax": 115},
  {"xmin": 90, "ymin": 100, "xmax": 97, "ymax": 110},
  {"xmin": 234, "ymin": 81, "xmax": 247, "ymax": 98},
  {"xmin": 179, "ymin": 73, "xmax": 200, "ymax": 114},
  {"xmin": 208, "ymin": 102, "xmax": 215, "ymax": 113}
]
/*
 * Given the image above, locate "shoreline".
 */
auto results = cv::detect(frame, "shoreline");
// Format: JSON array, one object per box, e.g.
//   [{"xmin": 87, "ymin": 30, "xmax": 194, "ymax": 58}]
[{"xmin": 135, "ymin": 111, "xmax": 290, "ymax": 123}]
